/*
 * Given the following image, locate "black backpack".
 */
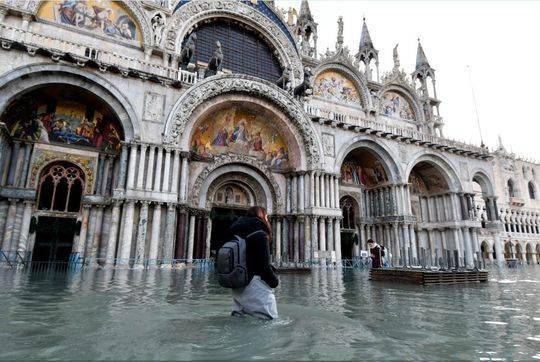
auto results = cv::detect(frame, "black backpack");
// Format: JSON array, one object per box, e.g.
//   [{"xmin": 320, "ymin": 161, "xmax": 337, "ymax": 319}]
[{"xmin": 216, "ymin": 230, "xmax": 263, "ymax": 289}]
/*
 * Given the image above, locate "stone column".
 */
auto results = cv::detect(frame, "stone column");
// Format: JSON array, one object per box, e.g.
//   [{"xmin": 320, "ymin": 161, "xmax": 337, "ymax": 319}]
[
  {"xmin": 320, "ymin": 174, "xmax": 326, "ymax": 208},
  {"xmin": 319, "ymin": 217, "xmax": 326, "ymax": 266},
  {"xmin": 118, "ymin": 201, "xmax": 135, "ymax": 265},
  {"xmin": 17, "ymin": 201, "xmax": 34, "ymax": 253},
  {"xmin": 325, "ymin": 175, "xmax": 331, "ymax": 208},
  {"xmin": 470, "ymin": 228, "xmax": 480, "ymax": 260},
  {"xmin": 329, "ymin": 175, "xmax": 335, "ymax": 209},
  {"xmin": 146, "ymin": 146, "xmax": 156, "ymax": 191},
  {"xmin": 84, "ymin": 207, "xmax": 97, "ymax": 259},
  {"xmin": 285, "ymin": 177, "xmax": 291, "ymax": 213},
  {"xmin": 134, "ymin": 201, "xmax": 149, "ymax": 267},
  {"xmin": 293, "ymin": 218, "xmax": 300, "ymax": 262},
  {"xmin": 334, "ymin": 217, "xmax": 342, "ymax": 264},
  {"xmin": 304, "ymin": 216, "xmax": 311, "ymax": 262},
  {"xmin": 187, "ymin": 213, "xmax": 196, "ymax": 263},
  {"xmin": 179, "ymin": 154, "xmax": 189, "ymax": 202},
  {"xmin": 7, "ymin": 141, "xmax": 20, "ymax": 186},
  {"xmin": 126, "ymin": 144, "xmax": 138, "ymax": 190},
  {"xmin": 19, "ymin": 143, "xmax": 32, "ymax": 188},
  {"xmin": 334, "ymin": 176, "xmax": 340, "ymax": 210},
  {"xmin": 275, "ymin": 218, "xmax": 282, "ymax": 262},
  {"xmin": 462, "ymin": 227, "xmax": 473, "ymax": 267},
  {"xmin": 153, "ymin": 147, "xmax": 163, "ymax": 192},
  {"xmin": 205, "ymin": 216, "xmax": 212, "ymax": 259},
  {"xmin": 101, "ymin": 156, "xmax": 113, "ymax": 195},
  {"xmin": 162, "ymin": 203, "xmax": 176, "ymax": 264},
  {"xmin": 148, "ymin": 203, "xmax": 162, "ymax": 265},
  {"xmin": 282, "ymin": 218, "xmax": 289, "ymax": 262},
  {"xmin": 90, "ymin": 206, "xmax": 104, "ymax": 263},
  {"xmin": 315, "ymin": 173, "xmax": 321, "ymax": 207},
  {"xmin": 392, "ymin": 223, "xmax": 401, "ymax": 264},
  {"xmin": 409, "ymin": 224, "xmax": 418, "ymax": 264},
  {"xmin": 402, "ymin": 224, "xmax": 411, "ymax": 266},
  {"xmin": 309, "ymin": 171, "xmax": 315, "ymax": 208},
  {"xmin": 298, "ymin": 173, "xmax": 305, "ymax": 213},
  {"xmin": 291, "ymin": 174, "xmax": 298, "ymax": 213},
  {"xmin": 171, "ymin": 149, "xmax": 180, "ymax": 194},
  {"xmin": 104, "ymin": 201, "xmax": 121, "ymax": 266},
  {"xmin": 326, "ymin": 218, "xmax": 334, "ymax": 263},
  {"xmin": 162, "ymin": 148, "xmax": 172, "ymax": 193},
  {"xmin": 136, "ymin": 144, "xmax": 147, "ymax": 190},
  {"xmin": 116, "ymin": 143, "xmax": 128, "ymax": 190},
  {"xmin": 74, "ymin": 204, "xmax": 91, "ymax": 258}
]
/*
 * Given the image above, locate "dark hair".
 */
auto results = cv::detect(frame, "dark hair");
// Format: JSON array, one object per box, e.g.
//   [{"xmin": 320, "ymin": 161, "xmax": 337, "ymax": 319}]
[
  {"xmin": 367, "ymin": 239, "xmax": 375, "ymax": 244},
  {"xmin": 246, "ymin": 206, "xmax": 272, "ymax": 241}
]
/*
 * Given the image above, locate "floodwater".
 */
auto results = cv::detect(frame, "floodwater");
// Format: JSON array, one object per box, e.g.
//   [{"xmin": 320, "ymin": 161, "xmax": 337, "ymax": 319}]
[{"xmin": 0, "ymin": 266, "xmax": 538, "ymax": 361}]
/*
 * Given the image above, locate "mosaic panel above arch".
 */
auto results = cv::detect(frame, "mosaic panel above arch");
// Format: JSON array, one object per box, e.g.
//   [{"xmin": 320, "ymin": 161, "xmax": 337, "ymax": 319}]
[
  {"xmin": 37, "ymin": 0, "xmax": 142, "ymax": 42},
  {"xmin": 340, "ymin": 149, "xmax": 388, "ymax": 187},
  {"xmin": 380, "ymin": 91, "xmax": 415, "ymax": 121},
  {"xmin": 1, "ymin": 85, "xmax": 124, "ymax": 152},
  {"xmin": 190, "ymin": 106, "xmax": 290, "ymax": 171},
  {"xmin": 313, "ymin": 70, "xmax": 361, "ymax": 105}
]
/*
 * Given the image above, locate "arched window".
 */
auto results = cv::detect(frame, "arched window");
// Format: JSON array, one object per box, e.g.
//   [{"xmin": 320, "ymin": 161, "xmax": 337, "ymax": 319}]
[
  {"xmin": 507, "ymin": 179, "xmax": 516, "ymax": 198},
  {"xmin": 529, "ymin": 182, "xmax": 536, "ymax": 200},
  {"xmin": 38, "ymin": 162, "xmax": 85, "ymax": 213},
  {"xmin": 189, "ymin": 19, "xmax": 282, "ymax": 82}
]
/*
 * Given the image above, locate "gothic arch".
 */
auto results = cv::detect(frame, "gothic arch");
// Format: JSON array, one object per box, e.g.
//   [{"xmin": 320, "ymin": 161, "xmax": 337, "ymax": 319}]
[
  {"xmin": 312, "ymin": 62, "xmax": 372, "ymax": 110},
  {"xmin": 190, "ymin": 154, "xmax": 283, "ymax": 214},
  {"xmin": 0, "ymin": 63, "xmax": 139, "ymax": 141},
  {"xmin": 377, "ymin": 84, "xmax": 425, "ymax": 123},
  {"xmin": 334, "ymin": 136, "xmax": 402, "ymax": 183},
  {"xmin": 405, "ymin": 152, "xmax": 463, "ymax": 192},
  {"xmin": 28, "ymin": 0, "xmax": 153, "ymax": 47},
  {"xmin": 165, "ymin": 0, "xmax": 303, "ymax": 85},
  {"xmin": 164, "ymin": 74, "xmax": 322, "ymax": 169}
]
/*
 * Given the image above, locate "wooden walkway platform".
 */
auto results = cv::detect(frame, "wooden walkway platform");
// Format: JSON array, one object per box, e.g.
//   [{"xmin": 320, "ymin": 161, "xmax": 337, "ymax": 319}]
[
  {"xmin": 370, "ymin": 268, "xmax": 489, "ymax": 285},
  {"xmin": 275, "ymin": 267, "xmax": 312, "ymax": 274}
]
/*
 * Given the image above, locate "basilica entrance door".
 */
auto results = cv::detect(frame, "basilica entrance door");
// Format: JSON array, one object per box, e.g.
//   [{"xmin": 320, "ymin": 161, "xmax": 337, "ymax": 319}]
[
  {"xmin": 209, "ymin": 207, "xmax": 247, "ymax": 258},
  {"xmin": 32, "ymin": 216, "xmax": 77, "ymax": 264}
]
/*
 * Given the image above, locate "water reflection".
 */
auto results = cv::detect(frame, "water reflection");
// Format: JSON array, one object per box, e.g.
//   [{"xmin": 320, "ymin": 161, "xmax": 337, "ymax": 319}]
[{"xmin": 0, "ymin": 266, "xmax": 538, "ymax": 360}]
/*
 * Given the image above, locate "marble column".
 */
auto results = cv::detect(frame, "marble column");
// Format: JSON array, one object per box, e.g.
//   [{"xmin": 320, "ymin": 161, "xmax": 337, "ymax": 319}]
[
  {"xmin": 7, "ymin": 141, "xmax": 20, "ymax": 186},
  {"xmin": 153, "ymin": 147, "xmax": 163, "ymax": 192},
  {"xmin": 146, "ymin": 146, "xmax": 156, "ymax": 191},
  {"xmin": 462, "ymin": 227, "xmax": 473, "ymax": 267},
  {"xmin": 90, "ymin": 206, "xmax": 104, "ymax": 263},
  {"xmin": 470, "ymin": 228, "xmax": 480, "ymax": 260},
  {"xmin": 304, "ymin": 216, "xmax": 311, "ymax": 262},
  {"xmin": 291, "ymin": 174, "xmax": 298, "ymax": 213},
  {"xmin": 116, "ymin": 143, "xmax": 128, "ymax": 190},
  {"xmin": 148, "ymin": 203, "xmax": 162, "ymax": 265},
  {"xmin": 171, "ymin": 150, "xmax": 180, "ymax": 194},
  {"xmin": 285, "ymin": 177, "xmax": 291, "ymax": 213},
  {"xmin": 315, "ymin": 173, "xmax": 321, "ymax": 207},
  {"xmin": 205, "ymin": 216, "xmax": 212, "ymax": 259},
  {"xmin": 282, "ymin": 218, "xmax": 289, "ymax": 262},
  {"xmin": 104, "ymin": 202, "xmax": 121, "ymax": 266},
  {"xmin": 402, "ymin": 224, "xmax": 411, "ymax": 266},
  {"xmin": 293, "ymin": 218, "xmax": 300, "ymax": 262},
  {"xmin": 17, "ymin": 201, "xmax": 34, "ymax": 253},
  {"xmin": 409, "ymin": 225, "xmax": 418, "ymax": 264},
  {"xmin": 392, "ymin": 223, "xmax": 401, "ymax": 264},
  {"xmin": 334, "ymin": 176, "xmax": 340, "ymax": 210},
  {"xmin": 126, "ymin": 144, "xmax": 138, "ymax": 190},
  {"xmin": 162, "ymin": 203, "xmax": 176, "ymax": 264},
  {"xmin": 309, "ymin": 171, "xmax": 315, "ymax": 208},
  {"xmin": 187, "ymin": 214, "xmax": 196, "ymax": 263},
  {"xmin": 311, "ymin": 217, "xmax": 318, "ymax": 261},
  {"xmin": 101, "ymin": 156, "xmax": 113, "ymax": 195},
  {"xmin": 334, "ymin": 217, "xmax": 342, "ymax": 264},
  {"xmin": 326, "ymin": 218, "xmax": 334, "ymax": 263},
  {"xmin": 329, "ymin": 175, "xmax": 335, "ymax": 209},
  {"xmin": 136, "ymin": 144, "xmax": 147, "ymax": 190},
  {"xmin": 162, "ymin": 148, "xmax": 172, "ymax": 193},
  {"xmin": 74, "ymin": 204, "xmax": 91, "ymax": 258},
  {"xmin": 319, "ymin": 217, "xmax": 326, "ymax": 266},
  {"xmin": 19, "ymin": 143, "xmax": 32, "ymax": 188},
  {"xmin": 84, "ymin": 207, "xmax": 97, "ymax": 260},
  {"xmin": 134, "ymin": 201, "xmax": 149, "ymax": 267},
  {"xmin": 298, "ymin": 173, "xmax": 305, "ymax": 213},
  {"xmin": 275, "ymin": 218, "xmax": 282, "ymax": 262},
  {"xmin": 118, "ymin": 201, "xmax": 135, "ymax": 265},
  {"xmin": 179, "ymin": 155, "xmax": 189, "ymax": 202},
  {"xmin": 325, "ymin": 175, "xmax": 331, "ymax": 208}
]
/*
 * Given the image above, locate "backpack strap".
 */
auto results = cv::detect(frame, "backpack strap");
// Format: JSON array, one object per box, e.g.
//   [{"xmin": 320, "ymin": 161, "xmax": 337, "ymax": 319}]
[{"xmin": 246, "ymin": 230, "xmax": 266, "ymax": 240}]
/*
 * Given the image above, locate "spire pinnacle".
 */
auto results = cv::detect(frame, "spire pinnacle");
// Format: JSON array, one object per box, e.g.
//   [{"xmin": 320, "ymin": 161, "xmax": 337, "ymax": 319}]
[
  {"xmin": 299, "ymin": 0, "xmax": 313, "ymax": 22},
  {"xmin": 359, "ymin": 18, "xmax": 374, "ymax": 50},
  {"xmin": 416, "ymin": 40, "xmax": 430, "ymax": 70}
]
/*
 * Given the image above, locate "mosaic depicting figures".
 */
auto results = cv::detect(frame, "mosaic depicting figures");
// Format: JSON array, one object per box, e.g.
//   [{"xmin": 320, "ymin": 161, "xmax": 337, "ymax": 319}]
[
  {"xmin": 313, "ymin": 70, "xmax": 361, "ymax": 105},
  {"xmin": 37, "ymin": 0, "xmax": 140, "ymax": 41},
  {"xmin": 341, "ymin": 159, "xmax": 386, "ymax": 187},
  {"xmin": 409, "ymin": 171, "xmax": 447, "ymax": 194},
  {"xmin": 3, "ymin": 90, "xmax": 123, "ymax": 152},
  {"xmin": 191, "ymin": 107, "xmax": 290, "ymax": 170},
  {"xmin": 380, "ymin": 91, "xmax": 415, "ymax": 121}
]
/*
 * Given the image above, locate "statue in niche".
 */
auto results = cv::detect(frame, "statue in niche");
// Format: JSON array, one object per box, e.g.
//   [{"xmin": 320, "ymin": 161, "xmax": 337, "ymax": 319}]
[
  {"xmin": 393, "ymin": 43, "xmax": 400, "ymax": 70},
  {"xmin": 204, "ymin": 41, "xmax": 223, "ymax": 78},
  {"xmin": 151, "ymin": 13, "xmax": 165, "ymax": 46},
  {"xmin": 276, "ymin": 66, "xmax": 293, "ymax": 93},
  {"xmin": 293, "ymin": 66, "xmax": 313, "ymax": 99},
  {"xmin": 179, "ymin": 33, "xmax": 197, "ymax": 70}
]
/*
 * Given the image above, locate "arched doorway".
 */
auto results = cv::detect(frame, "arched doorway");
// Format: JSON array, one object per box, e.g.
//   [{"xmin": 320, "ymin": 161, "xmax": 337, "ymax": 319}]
[
  {"xmin": 339, "ymin": 196, "xmax": 359, "ymax": 260},
  {"xmin": 525, "ymin": 243, "xmax": 533, "ymax": 264},
  {"xmin": 504, "ymin": 242, "xmax": 514, "ymax": 260},
  {"xmin": 480, "ymin": 241, "xmax": 491, "ymax": 261},
  {"xmin": 515, "ymin": 243, "xmax": 523, "ymax": 262},
  {"xmin": 32, "ymin": 161, "xmax": 85, "ymax": 263}
]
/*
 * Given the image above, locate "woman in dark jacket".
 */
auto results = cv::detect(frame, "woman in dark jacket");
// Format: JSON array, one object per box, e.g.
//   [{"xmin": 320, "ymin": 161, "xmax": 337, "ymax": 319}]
[{"xmin": 229, "ymin": 206, "xmax": 279, "ymax": 319}]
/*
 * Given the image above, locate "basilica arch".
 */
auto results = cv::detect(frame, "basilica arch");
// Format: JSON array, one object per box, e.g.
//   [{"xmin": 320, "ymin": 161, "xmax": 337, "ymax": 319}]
[{"xmin": 166, "ymin": 0, "xmax": 304, "ymax": 84}]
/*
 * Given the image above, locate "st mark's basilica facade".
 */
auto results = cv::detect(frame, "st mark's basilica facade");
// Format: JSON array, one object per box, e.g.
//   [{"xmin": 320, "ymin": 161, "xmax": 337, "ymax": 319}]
[{"xmin": 0, "ymin": 0, "xmax": 538, "ymax": 268}]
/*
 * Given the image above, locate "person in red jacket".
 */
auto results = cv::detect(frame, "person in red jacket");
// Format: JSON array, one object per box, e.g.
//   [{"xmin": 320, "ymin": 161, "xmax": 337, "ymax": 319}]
[{"xmin": 368, "ymin": 239, "xmax": 384, "ymax": 268}]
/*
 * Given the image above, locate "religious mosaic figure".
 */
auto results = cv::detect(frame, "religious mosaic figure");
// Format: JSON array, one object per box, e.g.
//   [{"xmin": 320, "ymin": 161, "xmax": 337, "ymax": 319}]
[
  {"xmin": 39, "ymin": 0, "xmax": 140, "ymax": 41},
  {"xmin": 380, "ymin": 91, "xmax": 415, "ymax": 120},
  {"xmin": 314, "ymin": 70, "xmax": 360, "ymax": 105},
  {"xmin": 190, "ymin": 107, "xmax": 290, "ymax": 170}
]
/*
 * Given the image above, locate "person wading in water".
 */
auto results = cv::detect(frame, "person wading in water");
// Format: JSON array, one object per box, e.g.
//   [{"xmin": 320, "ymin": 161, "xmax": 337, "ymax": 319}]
[{"xmin": 228, "ymin": 206, "xmax": 279, "ymax": 320}]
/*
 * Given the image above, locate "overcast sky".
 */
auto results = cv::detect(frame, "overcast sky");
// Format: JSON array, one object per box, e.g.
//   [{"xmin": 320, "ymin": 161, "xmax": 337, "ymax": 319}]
[{"xmin": 276, "ymin": 0, "xmax": 540, "ymax": 160}]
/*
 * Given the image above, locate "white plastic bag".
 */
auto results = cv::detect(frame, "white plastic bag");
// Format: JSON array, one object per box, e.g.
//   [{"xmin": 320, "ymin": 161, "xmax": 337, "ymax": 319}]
[{"xmin": 231, "ymin": 276, "xmax": 278, "ymax": 320}]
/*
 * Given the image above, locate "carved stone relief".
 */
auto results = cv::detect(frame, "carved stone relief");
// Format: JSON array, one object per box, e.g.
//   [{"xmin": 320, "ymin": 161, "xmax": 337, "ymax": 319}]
[
  {"xmin": 143, "ymin": 92, "xmax": 165, "ymax": 122},
  {"xmin": 322, "ymin": 133, "xmax": 335, "ymax": 157}
]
